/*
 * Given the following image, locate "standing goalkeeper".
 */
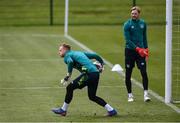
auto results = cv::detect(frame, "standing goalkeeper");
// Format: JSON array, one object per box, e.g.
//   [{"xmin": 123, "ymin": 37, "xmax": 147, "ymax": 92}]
[
  {"xmin": 123, "ymin": 6, "xmax": 151, "ymax": 102},
  {"xmin": 52, "ymin": 43, "xmax": 117, "ymax": 116}
]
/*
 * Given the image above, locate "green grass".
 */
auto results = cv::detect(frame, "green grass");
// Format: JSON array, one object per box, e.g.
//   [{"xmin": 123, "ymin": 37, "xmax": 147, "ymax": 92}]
[
  {"xmin": 68, "ymin": 25, "xmax": 165, "ymax": 97},
  {"xmin": 0, "ymin": 26, "xmax": 180, "ymax": 122},
  {"xmin": 0, "ymin": 0, "xmax": 166, "ymax": 26},
  {"xmin": 0, "ymin": 0, "xmax": 180, "ymax": 121},
  {"xmin": 68, "ymin": 24, "xmax": 180, "ymax": 108},
  {"xmin": 172, "ymin": 0, "xmax": 180, "ymax": 102}
]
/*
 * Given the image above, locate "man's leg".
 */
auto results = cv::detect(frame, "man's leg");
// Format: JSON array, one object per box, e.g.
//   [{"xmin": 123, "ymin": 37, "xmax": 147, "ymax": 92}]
[
  {"xmin": 87, "ymin": 72, "xmax": 106, "ymax": 106},
  {"xmin": 125, "ymin": 67, "xmax": 133, "ymax": 94},
  {"xmin": 137, "ymin": 57, "xmax": 151, "ymax": 102},
  {"xmin": 52, "ymin": 73, "xmax": 86, "ymax": 116},
  {"xmin": 125, "ymin": 49, "xmax": 135, "ymax": 102},
  {"xmin": 125, "ymin": 67, "xmax": 135, "ymax": 102},
  {"xmin": 136, "ymin": 57, "xmax": 149, "ymax": 90},
  {"xmin": 140, "ymin": 67, "xmax": 148, "ymax": 91},
  {"xmin": 64, "ymin": 73, "xmax": 87, "ymax": 109},
  {"xmin": 87, "ymin": 72, "xmax": 117, "ymax": 116},
  {"xmin": 140, "ymin": 67, "xmax": 150, "ymax": 102}
]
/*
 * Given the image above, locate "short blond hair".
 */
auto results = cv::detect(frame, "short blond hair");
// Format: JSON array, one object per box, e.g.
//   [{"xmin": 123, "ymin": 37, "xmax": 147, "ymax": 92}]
[
  {"xmin": 131, "ymin": 6, "xmax": 141, "ymax": 13},
  {"xmin": 60, "ymin": 43, "xmax": 71, "ymax": 50}
]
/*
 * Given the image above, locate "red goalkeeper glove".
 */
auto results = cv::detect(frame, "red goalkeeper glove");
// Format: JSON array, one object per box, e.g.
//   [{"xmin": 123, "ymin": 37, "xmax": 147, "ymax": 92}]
[
  {"xmin": 135, "ymin": 47, "xmax": 149, "ymax": 58},
  {"xmin": 136, "ymin": 47, "xmax": 145, "ymax": 57},
  {"xmin": 144, "ymin": 48, "xmax": 149, "ymax": 62},
  {"xmin": 144, "ymin": 48, "xmax": 149, "ymax": 57}
]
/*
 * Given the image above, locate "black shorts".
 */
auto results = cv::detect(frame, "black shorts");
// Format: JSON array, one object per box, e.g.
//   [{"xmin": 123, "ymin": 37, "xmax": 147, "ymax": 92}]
[
  {"xmin": 71, "ymin": 72, "xmax": 99, "ymax": 89},
  {"xmin": 125, "ymin": 48, "xmax": 146, "ymax": 70}
]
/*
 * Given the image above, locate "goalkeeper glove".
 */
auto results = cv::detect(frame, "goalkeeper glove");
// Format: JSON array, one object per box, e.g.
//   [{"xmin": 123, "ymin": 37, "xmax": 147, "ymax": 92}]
[
  {"xmin": 144, "ymin": 48, "xmax": 149, "ymax": 57},
  {"xmin": 144, "ymin": 48, "xmax": 149, "ymax": 62},
  {"xmin": 93, "ymin": 61, "xmax": 104, "ymax": 73},
  {"xmin": 135, "ymin": 47, "xmax": 148, "ymax": 57},
  {"xmin": 60, "ymin": 73, "xmax": 71, "ymax": 86}
]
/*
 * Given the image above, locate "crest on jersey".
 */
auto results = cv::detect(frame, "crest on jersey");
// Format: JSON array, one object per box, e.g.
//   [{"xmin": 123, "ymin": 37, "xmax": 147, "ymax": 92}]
[{"xmin": 140, "ymin": 24, "xmax": 144, "ymax": 29}]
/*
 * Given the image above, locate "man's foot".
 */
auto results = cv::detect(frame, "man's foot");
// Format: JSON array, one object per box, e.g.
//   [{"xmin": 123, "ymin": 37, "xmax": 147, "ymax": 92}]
[
  {"xmin": 128, "ymin": 94, "xmax": 134, "ymax": 102},
  {"xmin": 107, "ymin": 109, "xmax": 117, "ymax": 116},
  {"xmin": 144, "ymin": 95, "xmax": 151, "ymax": 102},
  {"xmin": 51, "ymin": 108, "xmax": 67, "ymax": 116}
]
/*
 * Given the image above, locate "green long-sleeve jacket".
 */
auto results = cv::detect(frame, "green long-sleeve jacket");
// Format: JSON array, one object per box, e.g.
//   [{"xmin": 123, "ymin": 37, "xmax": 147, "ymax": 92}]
[
  {"xmin": 64, "ymin": 50, "xmax": 104, "ymax": 74},
  {"xmin": 123, "ymin": 19, "xmax": 148, "ymax": 50}
]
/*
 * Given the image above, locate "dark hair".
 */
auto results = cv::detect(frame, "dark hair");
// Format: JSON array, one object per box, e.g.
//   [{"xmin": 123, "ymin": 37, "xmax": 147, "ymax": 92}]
[
  {"xmin": 60, "ymin": 43, "xmax": 71, "ymax": 50},
  {"xmin": 131, "ymin": 6, "xmax": 141, "ymax": 13}
]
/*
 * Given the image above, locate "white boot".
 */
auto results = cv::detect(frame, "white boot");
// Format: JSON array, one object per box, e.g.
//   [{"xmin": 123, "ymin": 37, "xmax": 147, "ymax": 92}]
[
  {"xmin": 128, "ymin": 93, "xmax": 134, "ymax": 102},
  {"xmin": 144, "ymin": 90, "xmax": 151, "ymax": 102}
]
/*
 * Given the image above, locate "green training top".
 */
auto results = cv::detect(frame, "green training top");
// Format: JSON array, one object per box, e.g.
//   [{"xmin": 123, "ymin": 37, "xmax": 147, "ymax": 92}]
[
  {"xmin": 123, "ymin": 19, "xmax": 148, "ymax": 50},
  {"xmin": 63, "ymin": 50, "xmax": 104, "ymax": 74}
]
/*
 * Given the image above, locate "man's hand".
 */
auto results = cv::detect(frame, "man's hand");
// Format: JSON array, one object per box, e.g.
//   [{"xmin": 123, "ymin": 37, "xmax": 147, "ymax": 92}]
[
  {"xmin": 144, "ymin": 48, "xmax": 149, "ymax": 57},
  {"xmin": 99, "ymin": 64, "xmax": 104, "ymax": 73},
  {"xmin": 135, "ymin": 47, "xmax": 149, "ymax": 58},
  {"xmin": 93, "ymin": 61, "xmax": 104, "ymax": 73},
  {"xmin": 60, "ymin": 73, "xmax": 71, "ymax": 86},
  {"xmin": 60, "ymin": 79, "xmax": 69, "ymax": 86},
  {"xmin": 144, "ymin": 48, "xmax": 149, "ymax": 62},
  {"xmin": 135, "ymin": 47, "xmax": 145, "ymax": 57}
]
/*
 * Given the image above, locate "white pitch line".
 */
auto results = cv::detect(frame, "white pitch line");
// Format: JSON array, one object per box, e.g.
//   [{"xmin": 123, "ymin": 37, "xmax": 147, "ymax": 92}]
[
  {"xmin": 0, "ymin": 85, "xmax": 125, "ymax": 90},
  {"xmin": 65, "ymin": 34, "xmax": 180, "ymax": 114},
  {"xmin": 30, "ymin": 34, "xmax": 64, "ymax": 38}
]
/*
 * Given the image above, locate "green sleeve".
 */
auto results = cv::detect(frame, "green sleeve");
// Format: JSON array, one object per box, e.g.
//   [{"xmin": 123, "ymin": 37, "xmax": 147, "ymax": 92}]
[
  {"xmin": 143, "ymin": 23, "xmax": 148, "ymax": 48},
  {"xmin": 64, "ymin": 56, "xmax": 74, "ymax": 74},
  {"xmin": 84, "ymin": 52, "xmax": 104, "ymax": 65},
  {"xmin": 123, "ymin": 22, "xmax": 137, "ymax": 49}
]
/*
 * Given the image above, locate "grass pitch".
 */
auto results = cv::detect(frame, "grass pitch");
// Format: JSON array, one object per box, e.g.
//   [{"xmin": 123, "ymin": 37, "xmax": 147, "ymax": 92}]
[
  {"xmin": 0, "ymin": 26, "xmax": 179, "ymax": 122},
  {"xmin": 0, "ymin": 0, "xmax": 180, "ymax": 121}
]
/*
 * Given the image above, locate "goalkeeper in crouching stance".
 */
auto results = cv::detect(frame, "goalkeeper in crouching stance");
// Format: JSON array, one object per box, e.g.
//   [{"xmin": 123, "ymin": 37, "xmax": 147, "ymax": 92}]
[{"xmin": 52, "ymin": 43, "xmax": 117, "ymax": 116}]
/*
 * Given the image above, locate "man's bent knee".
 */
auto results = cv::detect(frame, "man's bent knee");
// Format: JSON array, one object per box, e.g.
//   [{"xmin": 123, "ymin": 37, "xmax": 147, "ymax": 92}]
[{"xmin": 88, "ymin": 95, "xmax": 96, "ymax": 101}]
